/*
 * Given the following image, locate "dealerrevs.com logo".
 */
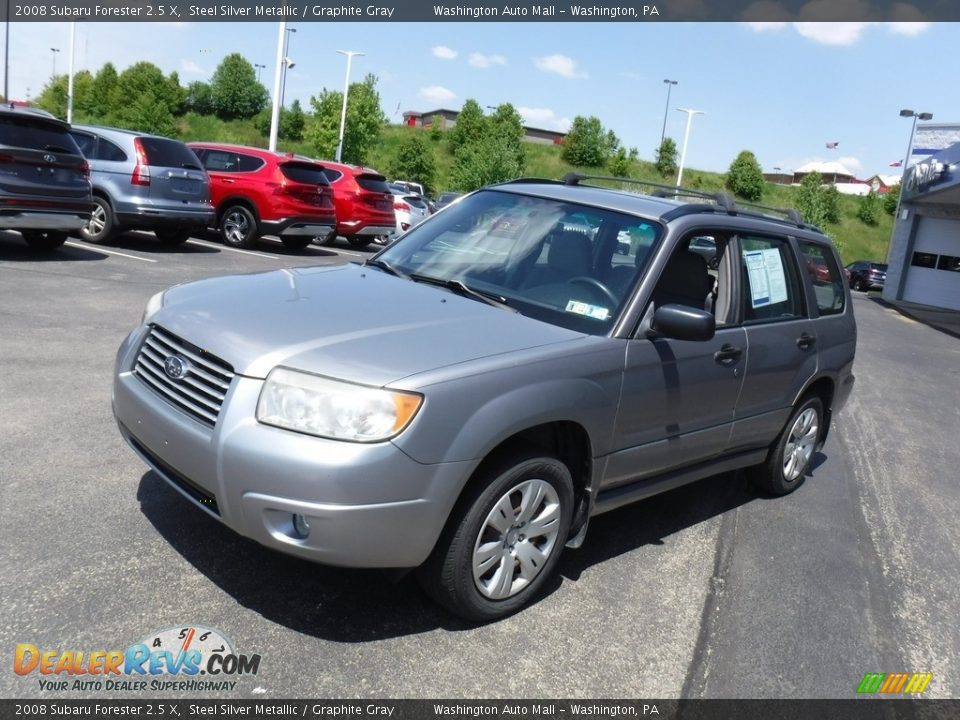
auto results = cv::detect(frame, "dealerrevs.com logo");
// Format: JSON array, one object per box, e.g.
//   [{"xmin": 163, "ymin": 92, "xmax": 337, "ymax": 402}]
[{"xmin": 14, "ymin": 625, "xmax": 261, "ymax": 692}]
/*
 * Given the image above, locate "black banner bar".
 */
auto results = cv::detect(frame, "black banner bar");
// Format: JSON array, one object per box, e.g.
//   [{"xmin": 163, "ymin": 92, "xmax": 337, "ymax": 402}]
[
  {"xmin": 2, "ymin": 699, "xmax": 958, "ymax": 720},
  {"xmin": 2, "ymin": 0, "xmax": 960, "ymax": 23}
]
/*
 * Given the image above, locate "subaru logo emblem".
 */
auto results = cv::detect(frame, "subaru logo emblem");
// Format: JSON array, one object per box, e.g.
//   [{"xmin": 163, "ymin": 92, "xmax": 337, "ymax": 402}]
[
  {"xmin": 163, "ymin": 355, "xmax": 189, "ymax": 380},
  {"xmin": 43, "ymin": 154, "xmax": 57, "ymax": 163}
]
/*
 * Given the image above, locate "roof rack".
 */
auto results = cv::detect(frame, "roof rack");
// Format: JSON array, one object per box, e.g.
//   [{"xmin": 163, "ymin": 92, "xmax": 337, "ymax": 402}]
[{"xmin": 560, "ymin": 172, "xmax": 808, "ymax": 229}]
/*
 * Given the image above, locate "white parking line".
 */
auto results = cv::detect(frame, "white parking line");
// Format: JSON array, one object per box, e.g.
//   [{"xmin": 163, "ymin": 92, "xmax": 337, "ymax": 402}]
[
  {"xmin": 65, "ymin": 241, "xmax": 157, "ymax": 263},
  {"xmin": 330, "ymin": 248, "xmax": 364, "ymax": 258},
  {"xmin": 185, "ymin": 239, "xmax": 279, "ymax": 260}
]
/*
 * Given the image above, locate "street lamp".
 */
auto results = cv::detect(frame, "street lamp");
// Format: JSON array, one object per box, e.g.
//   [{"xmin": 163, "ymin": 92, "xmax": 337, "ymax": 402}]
[
  {"xmin": 254, "ymin": 63, "xmax": 266, "ymax": 82},
  {"xmin": 335, "ymin": 50, "xmax": 364, "ymax": 163},
  {"xmin": 888, "ymin": 109, "xmax": 934, "ymax": 260},
  {"xmin": 50, "ymin": 47, "xmax": 60, "ymax": 78},
  {"xmin": 675, "ymin": 107, "xmax": 704, "ymax": 187},
  {"xmin": 659, "ymin": 79, "xmax": 677, "ymax": 148},
  {"xmin": 279, "ymin": 27, "xmax": 296, "ymax": 108}
]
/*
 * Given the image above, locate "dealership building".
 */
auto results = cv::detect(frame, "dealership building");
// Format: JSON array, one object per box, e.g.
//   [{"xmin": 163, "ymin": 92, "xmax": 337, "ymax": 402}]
[{"xmin": 883, "ymin": 124, "xmax": 960, "ymax": 311}]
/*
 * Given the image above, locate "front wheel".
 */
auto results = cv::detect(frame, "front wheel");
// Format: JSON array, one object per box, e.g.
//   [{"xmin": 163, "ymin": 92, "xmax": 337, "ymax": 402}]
[
  {"xmin": 749, "ymin": 396, "xmax": 823, "ymax": 496},
  {"xmin": 22, "ymin": 231, "xmax": 68, "ymax": 251},
  {"xmin": 346, "ymin": 235, "xmax": 371, "ymax": 248},
  {"xmin": 418, "ymin": 452, "xmax": 574, "ymax": 622},
  {"xmin": 220, "ymin": 205, "xmax": 259, "ymax": 249}
]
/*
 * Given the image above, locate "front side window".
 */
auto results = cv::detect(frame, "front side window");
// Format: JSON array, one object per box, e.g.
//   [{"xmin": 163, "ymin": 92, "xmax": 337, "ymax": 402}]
[
  {"xmin": 739, "ymin": 235, "xmax": 805, "ymax": 322},
  {"xmin": 377, "ymin": 189, "xmax": 664, "ymax": 334},
  {"xmin": 798, "ymin": 240, "xmax": 845, "ymax": 316}
]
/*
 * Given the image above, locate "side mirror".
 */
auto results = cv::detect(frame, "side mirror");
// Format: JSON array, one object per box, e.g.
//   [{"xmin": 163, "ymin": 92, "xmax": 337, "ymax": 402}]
[{"xmin": 649, "ymin": 304, "xmax": 716, "ymax": 341}]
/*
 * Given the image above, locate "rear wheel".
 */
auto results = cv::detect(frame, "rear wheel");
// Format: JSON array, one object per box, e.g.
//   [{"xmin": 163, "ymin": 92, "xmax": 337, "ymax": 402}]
[
  {"xmin": 22, "ymin": 231, "xmax": 68, "ymax": 251},
  {"xmin": 346, "ymin": 235, "xmax": 371, "ymax": 248},
  {"xmin": 155, "ymin": 229, "xmax": 191, "ymax": 246},
  {"xmin": 418, "ymin": 451, "xmax": 574, "ymax": 622},
  {"xmin": 80, "ymin": 196, "xmax": 115, "ymax": 244},
  {"xmin": 313, "ymin": 233, "xmax": 337, "ymax": 247},
  {"xmin": 220, "ymin": 205, "xmax": 259, "ymax": 249},
  {"xmin": 280, "ymin": 236, "xmax": 312, "ymax": 251},
  {"xmin": 749, "ymin": 396, "xmax": 823, "ymax": 496},
  {"xmin": 854, "ymin": 278, "xmax": 867, "ymax": 292}
]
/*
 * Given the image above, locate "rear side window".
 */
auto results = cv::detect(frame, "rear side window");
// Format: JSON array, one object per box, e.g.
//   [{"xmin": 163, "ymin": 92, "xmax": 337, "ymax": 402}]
[
  {"xmin": 738, "ymin": 235, "xmax": 805, "ymax": 323},
  {"xmin": 356, "ymin": 173, "xmax": 390, "ymax": 193},
  {"xmin": 70, "ymin": 131, "xmax": 97, "ymax": 157},
  {"xmin": 322, "ymin": 168, "xmax": 344, "ymax": 183},
  {"xmin": 279, "ymin": 162, "xmax": 330, "ymax": 185},
  {"xmin": 200, "ymin": 150, "xmax": 264, "ymax": 173},
  {"xmin": 95, "ymin": 139, "xmax": 127, "ymax": 162},
  {"xmin": 798, "ymin": 240, "xmax": 845, "ymax": 316},
  {"xmin": 0, "ymin": 116, "xmax": 81, "ymax": 154},
  {"xmin": 139, "ymin": 137, "xmax": 202, "ymax": 169}
]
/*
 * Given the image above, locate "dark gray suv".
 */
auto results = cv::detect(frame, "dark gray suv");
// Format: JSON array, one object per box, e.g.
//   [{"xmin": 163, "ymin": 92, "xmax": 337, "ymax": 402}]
[
  {"xmin": 69, "ymin": 125, "xmax": 213, "ymax": 245},
  {"xmin": 113, "ymin": 175, "xmax": 856, "ymax": 621}
]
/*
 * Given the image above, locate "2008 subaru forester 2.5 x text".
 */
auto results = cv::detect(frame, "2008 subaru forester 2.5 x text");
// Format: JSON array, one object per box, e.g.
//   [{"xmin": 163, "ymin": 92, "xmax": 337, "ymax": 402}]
[{"xmin": 113, "ymin": 175, "xmax": 856, "ymax": 621}]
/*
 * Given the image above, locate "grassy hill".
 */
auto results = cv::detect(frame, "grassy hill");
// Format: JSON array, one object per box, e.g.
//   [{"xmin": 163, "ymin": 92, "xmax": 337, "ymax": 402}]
[{"xmin": 176, "ymin": 116, "xmax": 892, "ymax": 264}]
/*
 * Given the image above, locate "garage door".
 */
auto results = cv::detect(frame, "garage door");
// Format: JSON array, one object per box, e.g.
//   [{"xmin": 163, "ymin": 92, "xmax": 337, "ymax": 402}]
[{"xmin": 902, "ymin": 216, "xmax": 960, "ymax": 310}]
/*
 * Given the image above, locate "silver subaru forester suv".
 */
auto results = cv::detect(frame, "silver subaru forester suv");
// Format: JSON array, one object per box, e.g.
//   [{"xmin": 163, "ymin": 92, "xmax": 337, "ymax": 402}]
[{"xmin": 113, "ymin": 175, "xmax": 856, "ymax": 621}]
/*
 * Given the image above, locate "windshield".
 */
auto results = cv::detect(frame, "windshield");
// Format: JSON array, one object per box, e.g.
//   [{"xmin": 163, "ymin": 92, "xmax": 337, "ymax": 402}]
[{"xmin": 376, "ymin": 189, "xmax": 663, "ymax": 334}]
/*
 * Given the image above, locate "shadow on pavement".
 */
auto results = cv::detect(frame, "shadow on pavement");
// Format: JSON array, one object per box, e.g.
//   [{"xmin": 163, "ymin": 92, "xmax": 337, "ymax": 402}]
[
  {"xmin": 0, "ymin": 232, "xmax": 108, "ymax": 262},
  {"xmin": 868, "ymin": 295, "xmax": 960, "ymax": 340},
  {"xmin": 135, "ymin": 456, "xmax": 798, "ymax": 639}
]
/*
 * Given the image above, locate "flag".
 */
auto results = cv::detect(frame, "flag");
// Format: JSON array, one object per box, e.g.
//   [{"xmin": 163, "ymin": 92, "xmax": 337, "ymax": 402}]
[
  {"xmin": 825, "ymin": 141, "xmax": 839, "ymax": 149},
  {"xmin": 889, "ymin": 160, "xmax": 902, "ymax": 167}
]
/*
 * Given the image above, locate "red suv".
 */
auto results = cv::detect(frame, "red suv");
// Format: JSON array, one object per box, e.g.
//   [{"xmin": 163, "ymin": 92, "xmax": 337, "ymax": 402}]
[
  {"xmin": 189, "ymin": 143, "xmax": 336, "ymax": 250},
  {"xmin": 314, "ymin": 161, "xmax": 395, "ymax": 248}
]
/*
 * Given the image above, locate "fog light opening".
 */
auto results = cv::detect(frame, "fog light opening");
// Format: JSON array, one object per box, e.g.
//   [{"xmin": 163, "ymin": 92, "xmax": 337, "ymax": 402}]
[{"xmin": 292, "ymin": 513, "xmax": 311, "ymax": 539}]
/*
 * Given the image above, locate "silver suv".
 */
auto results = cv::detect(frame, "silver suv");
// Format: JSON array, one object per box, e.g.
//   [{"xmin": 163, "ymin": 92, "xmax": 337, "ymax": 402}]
[
  {"xmin": 113, "ymin": 175, "xmax": 857, "ymax": 620},
  {"xmin": 69, "ymin": 126, "xmax": 213, "ymax": 245}
]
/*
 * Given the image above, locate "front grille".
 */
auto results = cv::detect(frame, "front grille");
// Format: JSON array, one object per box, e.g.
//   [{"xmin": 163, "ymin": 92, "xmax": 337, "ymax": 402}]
[{"xmin": 134, "ymin": 325, "xmax": 234, "ymax": 427}]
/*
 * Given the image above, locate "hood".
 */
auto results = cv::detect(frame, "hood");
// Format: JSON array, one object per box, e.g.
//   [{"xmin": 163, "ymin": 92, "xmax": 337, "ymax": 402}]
[{"xmin": 154, "ymin": 263, "xmax": 585, "ymax": 385}]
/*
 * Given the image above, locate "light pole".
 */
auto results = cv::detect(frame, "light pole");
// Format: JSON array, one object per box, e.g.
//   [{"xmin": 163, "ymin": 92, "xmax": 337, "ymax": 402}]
[
  {"xmin": 888, "ymin": 109, "xmax": 933, "ymax": 261},
  {"xmin": 254, "ymin": 63, "xmax": 266, "ymax": 82},
  {"xmin": 50, "ymin": 47, "xmax": 60, "ymax": 78},
  {"xmin": 675, "ymin": 108, "xmax": 704, "ymax": 187},
  {"xmin": 335, "ymin": 50, "xmax": 364, "ymax": 163},
  {"xmin": 279, "ymin": 27, "xmax": 296, "ymax": 109},
  {"xmin": 268, "ymin": 22, "xmax": 285, "ymax": 152},
  {"xmin": 66, "ymin": 23, "xmax": 75, "ymax": 122},
  {"xmin": 659, "ymin": 79, "xmax": 677, "ymax": 148}
]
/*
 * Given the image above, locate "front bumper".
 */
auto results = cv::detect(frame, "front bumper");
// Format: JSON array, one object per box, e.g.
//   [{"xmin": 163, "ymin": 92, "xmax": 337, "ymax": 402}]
[{"xmin": 112, "ymin": 327, "xmax": 472, "ymax": 568}]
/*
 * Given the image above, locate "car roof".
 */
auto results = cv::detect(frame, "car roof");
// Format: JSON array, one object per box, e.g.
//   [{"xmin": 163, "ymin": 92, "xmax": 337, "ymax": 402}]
[
  {"xmin": 188, "ymin": 142, "xmax": 300, "ymax": 160},
  {"xmin": 71, "ymin": 124, "xmax": 184, "ymax": 142},
  {"xmin": 0, "ymin": 104, "xmax": 69, "ymax": 129}
]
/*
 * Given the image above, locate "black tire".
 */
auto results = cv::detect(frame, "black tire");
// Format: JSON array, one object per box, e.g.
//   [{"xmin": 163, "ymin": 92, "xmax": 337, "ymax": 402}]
[
  {"xmin": 346, "ymin": 235, "xmax": 371, "ymax": 248},
  {"xmin": 155, "ymin": 229, "xmax": 191, "ymax": 246},
  {"xmin": 313, "ymin": 233, "xmax": 337, "ymax": 247},
  {"xmin": 219, "ymin": 205, "xmax": 259, "ymax": 249},
  {"xmin": 80, "ymin": 196, "xmax": 115, "ymax": 244},
  {"xmin": 854, "ymin": 278, "xmax": 867, "ymax": 292},
  {"xmin": 280, "ymin": 236, "xmax": 312, "ymax": 251},
  {"xmin": 748, "ymin": 395, "xmax": 824, "ymax": 496},
  {"xmin": 22, "ymin": 231, "xmax": 67, "ymax": 251},
  {"xmin": 418, "ymin": 451, "xmax": 574, "ymax": 622}
]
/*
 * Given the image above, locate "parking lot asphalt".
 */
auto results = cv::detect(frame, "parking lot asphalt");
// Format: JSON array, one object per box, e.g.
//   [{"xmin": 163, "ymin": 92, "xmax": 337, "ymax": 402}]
[{"xmin": 2, "ymin": 231, "xmax": 958, "ymax": 700}]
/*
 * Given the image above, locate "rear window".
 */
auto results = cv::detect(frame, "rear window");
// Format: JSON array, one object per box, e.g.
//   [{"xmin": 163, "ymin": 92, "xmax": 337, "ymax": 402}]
[
  {"xmin": 140, "ymin": 137, "xmax": 202, "ymax": 170},
  {"xmin": 0, "ymin": 116, "xmax": 81, "ymax": 154},
  {"xmin": 405, "ymin": 196, "xmax": 428, "ymax": 209},
  {"xmin": 279, "ymin": 162, "xmax": 330, "ymax": 186},
  {"xmin": 871, "ymin": 263, "xmax": 888, "ymax": 271},
  {"xmin": 356, "ymin": 173, "xmax": 390, "ymax": 193}
]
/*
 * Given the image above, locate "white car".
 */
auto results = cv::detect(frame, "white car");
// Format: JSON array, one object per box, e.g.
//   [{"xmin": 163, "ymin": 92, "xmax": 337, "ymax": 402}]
[{"xmin": 389, "ymin": 187, "xmax": 430, "ymax": 236}]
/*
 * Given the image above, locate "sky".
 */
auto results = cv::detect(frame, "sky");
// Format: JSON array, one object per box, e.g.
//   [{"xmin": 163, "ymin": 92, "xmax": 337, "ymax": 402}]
[{"xmin": 5, "ymin": 20, "xmax": 956, "ymax": 178}]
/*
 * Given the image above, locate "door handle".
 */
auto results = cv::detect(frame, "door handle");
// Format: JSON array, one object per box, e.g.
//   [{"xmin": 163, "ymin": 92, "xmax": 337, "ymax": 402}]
[
  {"xmin": 714, "ymin": 344, "xmax": 743, "ymax": 365},
  {"xmin": 796, "ymin": 333, "xmax": 816, "ymax": 350},
  {"xmin": 220, "ymin": 178, "xmax": 235, "ymax": 184}
]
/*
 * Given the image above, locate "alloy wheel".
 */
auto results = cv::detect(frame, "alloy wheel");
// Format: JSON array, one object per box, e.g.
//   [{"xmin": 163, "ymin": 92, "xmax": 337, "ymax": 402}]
[{"xmin": 783, "ymin": 408, "xmax": 818, "ymax": 482}]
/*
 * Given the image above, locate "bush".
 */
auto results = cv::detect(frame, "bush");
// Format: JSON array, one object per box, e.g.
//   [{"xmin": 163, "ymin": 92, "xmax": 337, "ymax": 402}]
[
  {"xmin": 857, "ymin": 191, "xmax": 880, "ymax": 226},
  {"xmin": 655, "ymin": 138, "xmax": 678, "ymax": 178},
  {"xmin": 388, "ymin": 131, "xmax": 436, "ymax": 194},
  {"xmin": 725, "ymin": 150, "xmax": 764, "ymax": 201}
]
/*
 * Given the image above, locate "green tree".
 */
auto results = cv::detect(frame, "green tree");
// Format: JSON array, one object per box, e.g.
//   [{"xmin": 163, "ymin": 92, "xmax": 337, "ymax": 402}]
[
  {"xmin": 388, "ymin": 131, "xmax": 437, "ymax": 194},
  {"xmin": 448, "ymin": 99, "xmax": 486, "ymax": 154},
  {"xmin": 306, "ymin": 74, "xmax": 387, "ymax": 164},
  {"xmin": 166, "ymin": 71, "xmax": 187, "ymax": 115},
  {"xmin": 884, "ymin": 184, "xmax": 900, "ymax": 215},
  {"xmin": 561, "ymin": 115, "xmax": 615, "ymax": 167},
  {"xmin": 488, "ymin": 102, "xmax": 525, "ymax": 174},
  {"xmin": 35, "ymin": 75, "xmax": 68, "ymax": 118},
  {"xmin": 429, "ymin": 114, "xmax": 444, "ymax": 142},
  {"xmin": 608, "ymin": 147, "xmax": 631, "ymax": 177},
  {"xmin": 92, "ymin": 63, "xmax": 118, "ymax": 113},
  {"xmin": 725, "ymin": 150, "xmax": 765, "ymax": 201},
  {"xmin": 796, "ymin": 172, "xmax": 828, "ymax": 227},
  {"xmin": 822, "ymin": 184, "xmax": 841, "ymax": 224},
  {"xmin": 110, "ymin": 62, "xmax": 182, "ymax": 127},
  {"xmin": 857, "ymin": 190, "xmax": 881, "ymax": 226},
  {"xmin": 450, "ymin": 134, "xmax": 524, "ymax": 191},
  {"xmin": 185, "ymin": 81, "xmax": 215, "ymax": 115},
  {"xmin": 121, "ymin": 90, "xmax": 177, "ymax": 137},
  {"xmin": 210, "ymin": 53, "xmax": 268, "ymax": 120},
  {"xmin": 655, "ymin": 137, "xmax": 678, "ymax": 177},
  {"xmin": 284, "ymin": 99, "xmax": 306, "ymax": 142},
  {"xmin": 71, "ymin": 70, "xmax": 97, "ymax": 120}
]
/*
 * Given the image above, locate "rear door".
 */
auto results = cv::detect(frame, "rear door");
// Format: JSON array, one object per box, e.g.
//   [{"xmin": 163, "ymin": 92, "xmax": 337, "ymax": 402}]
[
  {"xmin": 71, "ymin": 131, "xmax": 130, "ymax": 201},
  {"xmin": 139, "ymin": 137, "xmax": 209, "ymax": 208},
  {"xmin": 727, "ymin": 233, "xmax": 817, "ymax": 453},
  {"xmin": 196, "ymin": 148, "xmax": 264, "ymax": 209},
  {"xmin": 0, "ymin": 114, "xmax": 89, "ymax": 202}
]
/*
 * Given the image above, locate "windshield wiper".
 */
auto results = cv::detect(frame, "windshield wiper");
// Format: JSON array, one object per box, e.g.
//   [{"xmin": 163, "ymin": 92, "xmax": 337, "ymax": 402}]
[
  {"xmin": 409, "ymin": 273, "xmax": 516, "ymax": 312},
  {"xmin": 363, "ymin": 257, "xmax": 408, "ymax": 279}
]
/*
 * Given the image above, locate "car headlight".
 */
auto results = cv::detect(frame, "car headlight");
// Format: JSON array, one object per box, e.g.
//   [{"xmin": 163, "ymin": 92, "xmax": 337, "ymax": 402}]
[
  {"xmin": 256, "ymin": 367, "xmax": 423, "ymax": 442},
  {"xmin": 141, "ymin": 291, "xmax": 165, "ymax": 324}
]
